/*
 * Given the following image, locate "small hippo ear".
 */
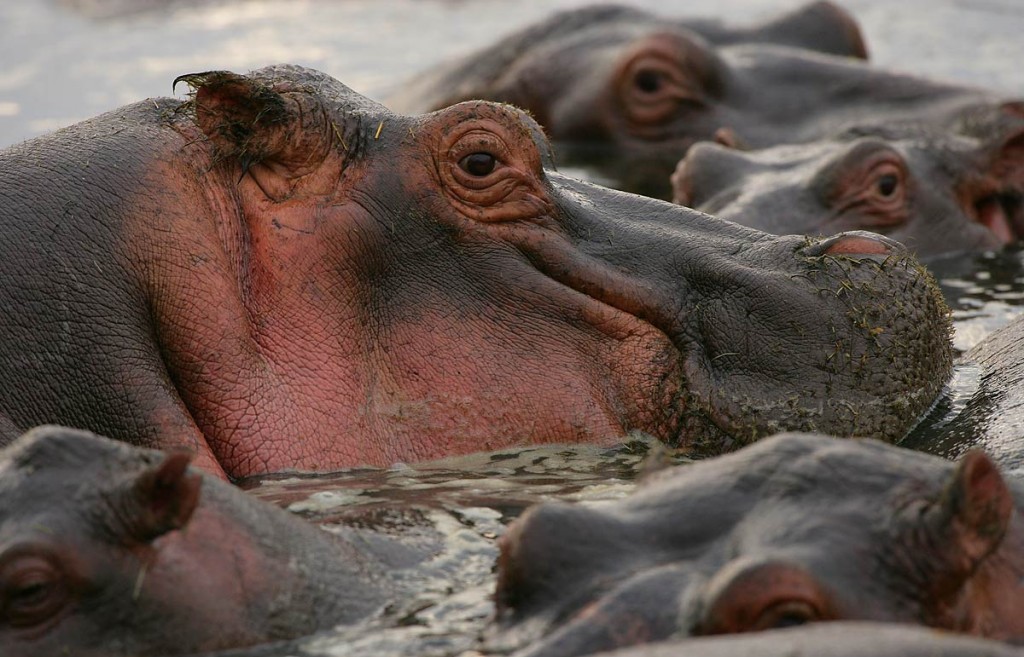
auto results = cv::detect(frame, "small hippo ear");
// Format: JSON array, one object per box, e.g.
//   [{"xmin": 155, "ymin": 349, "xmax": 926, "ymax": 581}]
[
  {"xmin": 753, "ymin": 1, "xmax": 869, "ymax": 59},
  {"xmin": 928, "ymin": 450, "xmax": 1012, "ymax": 588},
  {"xmin": 175, "ymin": 70, "xmax": 336, "ymax": 182},
  {"xmin": 128, "ymin": 451, "xmax": 203, "ymax": 543}
]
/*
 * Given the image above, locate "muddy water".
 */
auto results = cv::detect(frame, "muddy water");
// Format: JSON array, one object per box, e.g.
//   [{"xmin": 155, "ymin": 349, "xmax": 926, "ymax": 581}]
[{"xmin": 3, "ymin": 1, "xmax": 1024, "ymax": 655}]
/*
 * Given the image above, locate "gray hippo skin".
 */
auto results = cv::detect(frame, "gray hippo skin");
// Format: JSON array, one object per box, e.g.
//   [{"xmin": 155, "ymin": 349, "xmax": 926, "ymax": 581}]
[
  {"xmin": 907, "ymin": 313, "xmax": 1024, "ymax": 469},
  {"xmin": 390, "ymin": 3, "xmax": 994, "ymax": 199},
  {"xmin": 672, "ymin": 103, "xmax": 1024, "ymax": 258},
  {"xmin": 0, "ymin": 426, "xmax": 432, "ymax": 656},
  {"xmin": 493, "ymin": 433, "xmax": 1024, "ymax": 657},
  {"xmin": 582, "ymin": 624, "xmax": 1024, "ymax": 657},
  {"xmin": 0, "ymin": 64, "xmax": 952, "ymax": 479}
]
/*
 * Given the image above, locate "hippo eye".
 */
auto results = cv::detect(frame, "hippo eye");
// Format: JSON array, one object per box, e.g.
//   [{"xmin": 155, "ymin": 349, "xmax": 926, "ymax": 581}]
[
  {"xmin": 634, "ymin": 69, "xmax": 664, "ymax": 94},
  {"xmin": 876, "ymin": 173, "xmax": 899, "ymax": 197},
  {"xmin": 753, "ymin": 600, "xmax": 819, "ymax": 630},
  {"xmin": 862, "ymin": 161, "xmax": 906, "ymax": 213},
  {"xmin": 1, "ymin": 556, "xmax": 68, "ymax": 629},
  {"xmin": 697, "ymin": 560, "xmax": 834, "ymax": 636},
  {"xmin": 459, "ymin": 152, "xmax": 497, "ymax": 177}
]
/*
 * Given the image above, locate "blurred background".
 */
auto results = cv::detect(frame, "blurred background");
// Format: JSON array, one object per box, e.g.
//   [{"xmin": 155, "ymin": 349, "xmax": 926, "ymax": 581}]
[{"xmin": 1, "ymin": 0, "xmax": 1022, "ymax": 149}]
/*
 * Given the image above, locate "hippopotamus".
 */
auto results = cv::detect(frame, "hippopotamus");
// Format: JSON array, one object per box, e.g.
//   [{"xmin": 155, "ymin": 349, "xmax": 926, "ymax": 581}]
[
  {"xmin": 558, "ymin": 624, "xmax": 1024, "ymax": 657},
  {"xmin": 198, "ymin": 624, "xmax": 1024, "ymax": 657},
  {"xmin": 492, "ymin": 433, "xmax": 1024, "ymax": 657},
  {"xmin": 389, "ymin": 3, "xmax": 995, "ymax": 199},
  {"xmin": 905, "ymin": 312, "xmax": 1024, "ymax": 469},
  {"xmin": 0, "ymin": 425, "xmax": 430, "ymax": 656},
  {"xmin": 0, "ymin": 64, "xmax": 952, "ymax": 480},
  {"xmin": 671, "ymin": 103, "xmax": 1024, "ymax": 258}
]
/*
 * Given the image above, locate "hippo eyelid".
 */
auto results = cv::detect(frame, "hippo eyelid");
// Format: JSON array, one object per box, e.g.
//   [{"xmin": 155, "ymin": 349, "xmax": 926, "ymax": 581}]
[
  {"xmin": 694, "ymin": 557, "xmax": 836, "ymax": 635},
  {"xmin": 813, "ymin": 139, "xmax": 907, "ymax": 203},
  {"xmin": 0, "ymin": 546, "xmax": 72, "ymax": 632},
  {"xmin": 434, "ymin": 115, "xmax": 549, "ymax": 221},
  {"xmin": 615, "ymin": 31, "xmax": 722, "ymax": 130}
]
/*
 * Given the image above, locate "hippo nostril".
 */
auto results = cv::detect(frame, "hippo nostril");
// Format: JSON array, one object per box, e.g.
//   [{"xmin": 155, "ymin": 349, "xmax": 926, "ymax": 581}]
[{"xmin": 803, "ymin": 230, "xmax": 906, "ymax": 258}]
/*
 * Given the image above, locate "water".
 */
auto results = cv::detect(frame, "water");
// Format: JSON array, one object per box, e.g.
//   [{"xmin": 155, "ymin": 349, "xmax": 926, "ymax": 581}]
[
  {"xmin": 3, "ymin": 1, "xmax": 1024, "ymax": 654},
  {"xmin": 233, "ymin": 435, "xmax": 680, "ymax": 657}
]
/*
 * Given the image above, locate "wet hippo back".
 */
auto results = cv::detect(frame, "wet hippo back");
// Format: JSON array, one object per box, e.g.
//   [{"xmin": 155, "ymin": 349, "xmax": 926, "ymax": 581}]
[{"xmin": 906, "ymin": 313, "xmax": 1024, "ymax": 469}]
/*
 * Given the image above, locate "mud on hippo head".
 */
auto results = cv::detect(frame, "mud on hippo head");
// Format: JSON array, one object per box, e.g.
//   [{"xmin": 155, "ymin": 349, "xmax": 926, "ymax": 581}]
[
  {"xmin": 493, "ymin": 433, "xmax": 1024, "ymax": 657},
  {"xmin": 672, "ymin": 102, "xmax": 1024, "ymax": 258},
  {"xmin": 143, "ymin": 65, "xmax": 954, "ymax": 476}
]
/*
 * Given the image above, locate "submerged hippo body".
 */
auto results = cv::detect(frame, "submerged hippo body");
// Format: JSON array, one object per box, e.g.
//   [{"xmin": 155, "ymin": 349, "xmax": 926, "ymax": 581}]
[
  {"xmin": 0, "ymin": 65, "xmax": 951, "ymax": 479},
  {"xmin": 0, "ymin": 426, "xmax": 417, "ymax": 656},
  {"xmin": 494, "ymin": 433, "xmax": 1024, "ymax": 657},
  {"xmin": 390, "ymin": 3, "xmax": 992, "ymax": 199},
  {"xmin": 672, "ymin": 104, "xmax": 1024, "ymax": 258}
]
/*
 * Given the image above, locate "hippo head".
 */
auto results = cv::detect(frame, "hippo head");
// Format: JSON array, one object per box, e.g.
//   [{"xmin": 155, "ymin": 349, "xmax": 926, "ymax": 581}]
[
  {"xmin": 388, "ymin": 3, "xmax": 991, "ymax": 199},
  {"xmin": 672, "ymin": 103, "xmax": 1024, "ymax": 258},
  {"xmin": 0, "ymin": 426, "xmax": 384, "ymax": 655},
  {"xmin": 0, "ymin": 426, "xmax": 210, "ymax": 655},
  {"xmin": 124, "ymin": 65, "xmax": 954, "ymax": 477},
  {"xmin": 493, "ymin": 434, "xmax": 1024, "ymax": 657}
]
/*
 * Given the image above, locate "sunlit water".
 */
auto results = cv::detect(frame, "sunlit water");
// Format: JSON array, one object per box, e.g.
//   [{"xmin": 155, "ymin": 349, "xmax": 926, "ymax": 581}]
[
  {"xmin": 227, "ymin": 435, "xmax": 679, "ymax": 657},
  {"xmin": 3, "ymin": 1, "xmax": 1024, "ymax": 655}
]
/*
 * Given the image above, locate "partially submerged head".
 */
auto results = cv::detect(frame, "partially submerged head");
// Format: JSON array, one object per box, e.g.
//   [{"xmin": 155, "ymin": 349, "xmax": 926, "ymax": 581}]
[
  {"xmin": 494, "ymin": 433, "xmax": 1023, "ymax": 657},
  {"xmin": 672, "ymin": 102, "xmax": 1024, "ymax": 258},
  {"xmin": 140, "ymin": 65, "xmax": 956, "ymax": 476},
  {"xmin": 0, "ymin": 425, "xmax": 380, "ymax": 655},
  {"xmin": 390, "ymin": 3, "xmax": 989, "ymax": 199},
  {"xmin": 0, "ymin": 426, "xmax": 211, "ymax": 655}
]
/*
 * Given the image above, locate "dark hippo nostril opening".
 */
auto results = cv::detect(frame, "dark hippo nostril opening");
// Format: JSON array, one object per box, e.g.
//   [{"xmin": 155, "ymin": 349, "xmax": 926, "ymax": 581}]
[{"xmin": 803, "ymin": 230, "xmax": 906, "ymax": 258}]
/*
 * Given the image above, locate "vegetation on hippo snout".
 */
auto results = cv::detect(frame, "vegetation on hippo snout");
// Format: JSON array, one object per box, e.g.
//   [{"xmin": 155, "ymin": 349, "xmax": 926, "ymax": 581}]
[{"xmin": 682, "ymin": 251, "xmax": 952, "ymax": 453}]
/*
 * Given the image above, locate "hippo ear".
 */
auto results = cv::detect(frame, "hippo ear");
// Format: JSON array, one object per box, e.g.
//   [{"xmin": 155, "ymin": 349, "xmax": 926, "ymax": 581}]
[
  {"xmin": 175, "ymin": 70, "xmax": 338, "ymax": 190},
  {"xmin": 752, "ymin": 1, "xmax": 868, "ymax": 59},
  {"xmin": 925, "ymin": 450, "xmax": 1012, "ymax": 596},
  {"xmin": 127, "ymin": 451, "xmax": 203, "ymax": 543}
]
